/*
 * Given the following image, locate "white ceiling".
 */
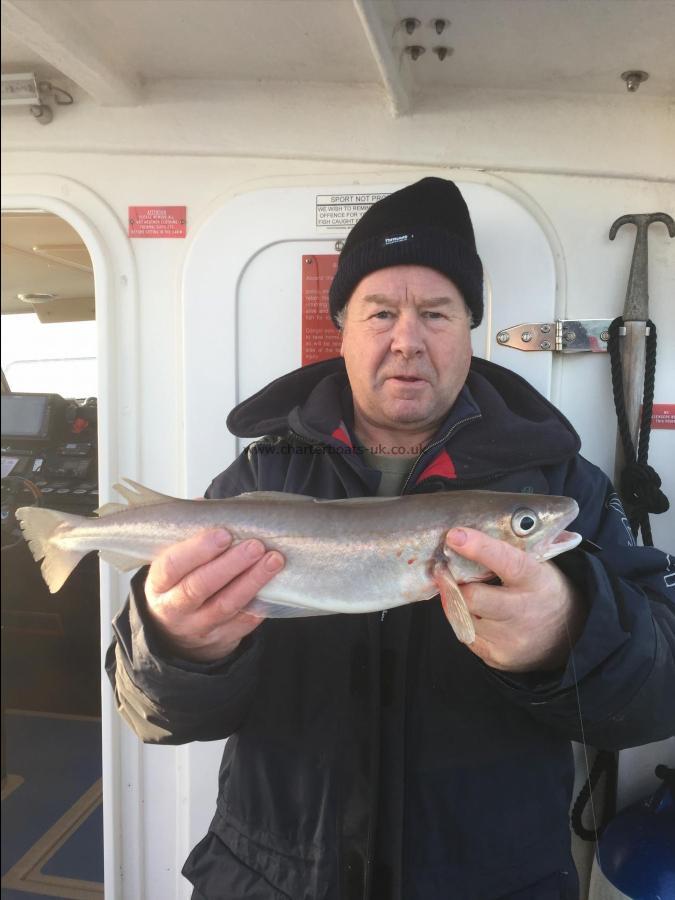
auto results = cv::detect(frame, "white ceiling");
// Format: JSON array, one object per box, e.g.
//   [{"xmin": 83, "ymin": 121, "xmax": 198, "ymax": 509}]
[
  {"xmin": 1, "ymin": 0, "xmax": 673, "ymax": 113},
  {"xmin": 1, "ymin": 212, "xmax": 94, "ymax": 321}
]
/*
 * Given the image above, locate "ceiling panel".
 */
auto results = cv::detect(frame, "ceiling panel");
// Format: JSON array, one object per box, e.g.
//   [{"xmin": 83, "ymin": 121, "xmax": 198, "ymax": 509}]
[
  {"xmin": 1, "ymin": 0, "xmax": 672, "ymax": 107},
  {"xmin": 395, "ymin": 0, "xmax": 675, "ymax": 94},
  {"xmin": 1, "ymin": 213, "xmax": 94, "ymax": 318},
  {"xmin": 54, "ymin": 0, "xmax": 379, "ymax": 84}
]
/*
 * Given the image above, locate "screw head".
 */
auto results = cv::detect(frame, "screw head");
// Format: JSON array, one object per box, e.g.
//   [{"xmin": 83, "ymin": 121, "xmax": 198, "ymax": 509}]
[
  {"xmin": 600, "ymin": 329, "xmax": 609, "ymax": 342},
  {"xmin": 621, "ymin": 70, "xmax": 649, "ymax": 92},
  {"xmin": 521, "ymin": 331, "xmax": 533, "ymax": 343},
  {"xmin": 405, "ymin": 45, "xmax": 425, "ymax": 61},
  {"xmin": 497, "ymin": 331, "xmax": 510, "ymax": 344},
  {"xmin": 540, "ymin": 324, "xmax": 551, "ymax": 334},
  {"xmin": 335, "ymin": 240, "xmax": 344, "ymax": 252},
  {"xmin": 540, "ymin": 340, "xmax": 552, "ymax": 351},
  {"xmin": 402, "ymin": 17, "xmax": 420, "ymax": 35},
  {"xmin": 562, "ymin": 330, "xmax": 576, "ymax": 343}
]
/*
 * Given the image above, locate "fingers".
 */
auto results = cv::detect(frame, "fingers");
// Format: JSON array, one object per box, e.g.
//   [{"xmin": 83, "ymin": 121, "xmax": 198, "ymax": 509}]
[
  {"xmin": 445, "ymin": 561, "xmax": 584, "ymax": 672},
  {"xmin": 149, "ymin": 530, "xmax": 282, "ymax": 610},
  {"xmin": 196, "ymin": 550, "xmax": 285, "ymax": 627},
  {"xmin": 168, "ymin": 538, "xmax": 267, "ymax": 609},
  {"xmin": 149, "ymin": 529, "xmax": 233, "ymax": 597},
  {"xmin": 464, "ymin": 634, "xmax": 515, "ymax": 672},
  {"xmin": 197, "ymin": 608, "xmax": 268, "ymax": 656},
  {"xmin": 159, "ymin": 604, "xmax": 268, "ymax": 664},
  {"xmin": 144, "ymin": 530, "xmax": 286, "ymax": 663},
  {"xmin": 446, "ymin": 527, "xmax": 536, "ymax": 586},
  {"xmin": 460, "ymin": 581, "xmax": 513, "ymax": 622},
  {"xmin": 172, "ymin": 548, "xmax": 284, "ymax": 661}
]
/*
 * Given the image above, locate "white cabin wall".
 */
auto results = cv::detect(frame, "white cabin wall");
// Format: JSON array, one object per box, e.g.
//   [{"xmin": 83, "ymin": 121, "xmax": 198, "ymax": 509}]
[
  {"xmin": 3, "ymin": 150, "xmax": 672, "ymax": 528},
  {"xmin": 2, "ymin": 85, "xmax": 673, "ymax": 900}
]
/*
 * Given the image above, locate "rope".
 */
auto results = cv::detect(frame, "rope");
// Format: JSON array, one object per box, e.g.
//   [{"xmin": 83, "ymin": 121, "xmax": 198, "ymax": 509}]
[
  {"xmin": 606, "ymin": 317, "xmax": 669, "ymax": 546},
  {"xmin": 570, "ymin": 749, "xmax": 616, "ymax": 841},
  {"xmin": 571, "ymin": 316, "xmax": 669, "ymax": 842}
]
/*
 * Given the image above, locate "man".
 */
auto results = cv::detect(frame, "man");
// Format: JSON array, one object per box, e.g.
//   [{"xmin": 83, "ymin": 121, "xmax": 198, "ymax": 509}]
[{"xmin": 107, "ymin": 178, "xmax": 674, "ymax": 900}]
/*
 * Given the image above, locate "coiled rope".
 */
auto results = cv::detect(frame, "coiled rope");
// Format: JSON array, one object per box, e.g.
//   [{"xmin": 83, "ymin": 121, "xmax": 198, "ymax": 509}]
[{"xmin": 606, "ymin": 316, "xmax": 669, "ymax": 547}]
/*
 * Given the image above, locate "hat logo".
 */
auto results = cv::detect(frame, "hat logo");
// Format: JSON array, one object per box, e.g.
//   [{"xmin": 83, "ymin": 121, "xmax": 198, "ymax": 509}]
[{"xmin": 384, "ymin": 234, "xmax": 410, "ymax": 245}]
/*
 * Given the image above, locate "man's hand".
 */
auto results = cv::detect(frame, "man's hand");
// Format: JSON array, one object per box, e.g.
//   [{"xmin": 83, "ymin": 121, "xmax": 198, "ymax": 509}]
[
  {"xmin": 442, "ymin": 527, "xmax": 587, "ymax": 672},
  {"xmin": 144, "ymin": 529, "xmax": 284, "ymax": 663}
]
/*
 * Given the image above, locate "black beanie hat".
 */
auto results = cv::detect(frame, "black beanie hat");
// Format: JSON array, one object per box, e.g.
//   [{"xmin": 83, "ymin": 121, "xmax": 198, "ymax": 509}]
[{"xmin": 328, "ymin": 177, "xmax": 483, "ymax": 328}]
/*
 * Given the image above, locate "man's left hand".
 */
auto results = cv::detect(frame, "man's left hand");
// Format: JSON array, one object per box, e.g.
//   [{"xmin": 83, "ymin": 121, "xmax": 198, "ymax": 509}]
[{"xmin": 443, "ymin": 527, "xmax": 587, "ymax": 673}]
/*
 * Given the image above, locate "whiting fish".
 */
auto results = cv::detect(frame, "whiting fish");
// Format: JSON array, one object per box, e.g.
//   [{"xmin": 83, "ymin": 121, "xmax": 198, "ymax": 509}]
[{"xmin": 16, "ymin": 479, "xmax": 582, "ymax": 644}]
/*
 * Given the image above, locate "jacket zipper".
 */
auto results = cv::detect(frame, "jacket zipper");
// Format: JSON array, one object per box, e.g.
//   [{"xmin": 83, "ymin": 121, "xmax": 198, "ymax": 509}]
[
  {"xmin": 363, "ymin": 414, "xmax": 481, "ymax": 900},
  {"xmin": 288, "ymin": 429, "xmax": 321, "ymax": 446},
  {"xmin": 400, "ymin": 414, "xmax": 482, "ymax": 496}
]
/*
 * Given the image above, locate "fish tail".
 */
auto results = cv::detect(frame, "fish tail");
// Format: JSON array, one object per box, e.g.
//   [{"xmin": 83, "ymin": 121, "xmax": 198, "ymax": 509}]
[{"xmin": 15, "ymin": 506, "xmax": 87, "ymax": 594}]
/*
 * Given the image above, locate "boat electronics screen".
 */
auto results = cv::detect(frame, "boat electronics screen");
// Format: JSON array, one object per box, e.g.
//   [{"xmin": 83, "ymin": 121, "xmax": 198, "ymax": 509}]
[
  {"xmin": 1, "ymin": 393, "xmax": 59, "ymax": 442},
  {"xmin": 1, "ymin": 394, "xmax": 98, "ymax": 516}
]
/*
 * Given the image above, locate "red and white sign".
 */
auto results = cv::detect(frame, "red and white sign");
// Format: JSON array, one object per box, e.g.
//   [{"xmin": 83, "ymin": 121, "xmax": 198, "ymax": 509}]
[
  {"xmin": 128, "ymin": 206, "xmax": 186, "ymax": 238},
  {"xmin": 301, "ymin": 254, "xmax": 342, "ymax": 366},
  {"xmin": 650, "ymin": 404, "xmax": 675, "ymax": 430}
]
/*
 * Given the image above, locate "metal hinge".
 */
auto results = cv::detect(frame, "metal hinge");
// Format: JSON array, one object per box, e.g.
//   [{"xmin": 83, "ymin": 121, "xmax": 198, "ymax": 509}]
[{"xmin": 496, "ymin": 319, "xmax": 620, "ymax": 353}]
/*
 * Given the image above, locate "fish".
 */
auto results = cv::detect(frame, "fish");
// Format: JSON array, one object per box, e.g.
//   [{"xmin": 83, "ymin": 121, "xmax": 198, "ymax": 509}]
[{"xmin": 15, "ymin": 479, "xmax": 582, "ymax": 644}]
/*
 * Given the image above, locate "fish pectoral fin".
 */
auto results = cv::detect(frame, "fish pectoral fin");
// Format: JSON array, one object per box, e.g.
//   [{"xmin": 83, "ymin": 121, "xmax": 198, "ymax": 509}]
[
  {"xmin": 244, "ymin": 595, "xmax": 334, "ymax": 619},
  {"xmin": 113, "ymin": 478, "xmax": 177, "ymax": 509},
  {"xmin": 99, "ymin": 550, "xmax": 149, "ymax": 572},
  {"xmin": 432, "ymin": 563, "xmax": 475, "ymax": 645}
]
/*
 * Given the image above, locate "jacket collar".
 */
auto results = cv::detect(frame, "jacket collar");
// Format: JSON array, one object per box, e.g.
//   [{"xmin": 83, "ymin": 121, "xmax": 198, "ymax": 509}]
[{"xmin": 226, "ymin": 356, "xmax": 580, "ymax": 487}]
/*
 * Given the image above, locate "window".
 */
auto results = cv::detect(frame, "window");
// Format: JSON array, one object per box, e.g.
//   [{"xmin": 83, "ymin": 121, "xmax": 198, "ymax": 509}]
[{"xmin": 1, "ymin": 314, "xmax": 97, "ymax": 398}]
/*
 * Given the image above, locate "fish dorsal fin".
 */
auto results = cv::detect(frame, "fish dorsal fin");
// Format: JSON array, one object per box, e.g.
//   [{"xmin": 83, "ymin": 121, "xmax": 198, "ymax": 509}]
[
  {"xmin": 236, "ymin": 491, "xmax": 315, "ymax": 502},
  {"xmin": 236, "ymin": 492, "xmax": 400, "ymax": 506},
  {"xmin": 325, "ymin": 496, "xmax": 401, "ymax": 506},
  {"xmin": 113, "ymin": 478, "xmax": 176, "ymax": 509}
]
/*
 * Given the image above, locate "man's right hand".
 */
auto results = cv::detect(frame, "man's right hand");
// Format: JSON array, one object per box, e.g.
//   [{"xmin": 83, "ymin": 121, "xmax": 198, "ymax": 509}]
[{"xmin": 144, "ymin": 529, "xmax": 284, "ymax": 663}]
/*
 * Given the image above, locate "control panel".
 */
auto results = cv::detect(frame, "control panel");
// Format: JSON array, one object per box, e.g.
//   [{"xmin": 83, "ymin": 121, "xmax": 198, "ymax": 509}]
[
  {"xmin": 1, "ymin": 391, "xmax": 101, "ymax": 716},
  {"xmin": 1, "ymin": 393, "xmax": 99, "ymax": 530}
]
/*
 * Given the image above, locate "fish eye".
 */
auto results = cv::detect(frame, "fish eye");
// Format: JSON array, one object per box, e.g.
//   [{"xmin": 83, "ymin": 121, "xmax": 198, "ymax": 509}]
[{"xmin": 511, "ymin": 508, "xmax": 538, "ymax": 537}]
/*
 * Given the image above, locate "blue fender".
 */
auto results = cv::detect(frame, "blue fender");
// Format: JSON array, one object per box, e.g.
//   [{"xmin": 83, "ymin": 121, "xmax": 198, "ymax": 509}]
[{"xmin": 596, "ymin": 766, "xmax": 675, "ymax": 900}]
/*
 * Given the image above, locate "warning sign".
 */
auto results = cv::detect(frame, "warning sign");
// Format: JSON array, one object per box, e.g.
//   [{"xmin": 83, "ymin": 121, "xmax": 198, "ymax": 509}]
[
  {"xmin": 650, "ymin": 404, "xmax": 675, "ymax": 429},
  {"xmin": 316, "ymin": 193, "xmax": 389, "ymax": 230},
  {"xmin": 302, "ymin": 255, "xmax": 342, "ymax": 366},
  {"xmin": 128, "ymin": 206, "xmax": 187, "ymax": 238}
]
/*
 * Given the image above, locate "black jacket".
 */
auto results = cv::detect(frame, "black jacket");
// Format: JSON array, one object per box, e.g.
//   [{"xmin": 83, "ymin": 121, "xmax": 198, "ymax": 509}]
[{"xmin": 107, "ymin": 357, "xmax": 675, "ymax": 900}]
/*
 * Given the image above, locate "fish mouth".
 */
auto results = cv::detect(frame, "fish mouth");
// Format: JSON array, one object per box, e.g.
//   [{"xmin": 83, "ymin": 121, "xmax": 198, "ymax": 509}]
[{"xmin": 537, "ymin": 529, "xmax": 583, "ymax": 560}]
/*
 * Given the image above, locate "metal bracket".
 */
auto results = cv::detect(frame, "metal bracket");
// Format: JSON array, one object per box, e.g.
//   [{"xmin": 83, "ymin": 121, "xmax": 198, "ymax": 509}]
[
  {"xmin": 494, "ymin": 319, "xmax": 648, "ymax": 353},
  {"xmin": 496, "ymin": 320, "xmax": 611, "ymax": 352}
]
